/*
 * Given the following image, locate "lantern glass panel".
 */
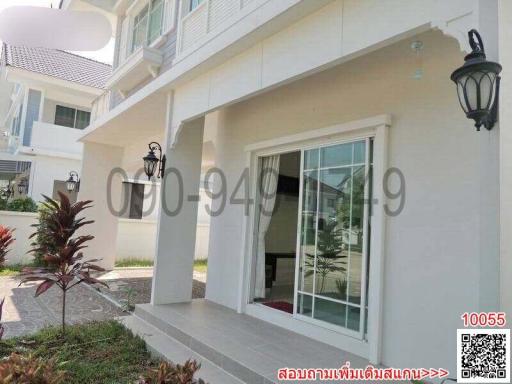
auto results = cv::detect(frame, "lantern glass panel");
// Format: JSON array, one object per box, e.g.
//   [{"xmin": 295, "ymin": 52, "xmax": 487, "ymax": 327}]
[
  {"xmin": 463, "ymin": 74, "xmax": 478, "ymax": 111},
  {"xmin": 66, "ymin": 180, "xmax": 76, "ymax": 192},
  {"xmin": 479, "ymin": 71, "xmax": 496, "ymax": 110},
  {"xmin": 456, "ymin": 81, "xmax": 469, "ymax": 113},
  {"xmin": 144, "ymin": 157, "xmax": 158, "ymax": 178}
]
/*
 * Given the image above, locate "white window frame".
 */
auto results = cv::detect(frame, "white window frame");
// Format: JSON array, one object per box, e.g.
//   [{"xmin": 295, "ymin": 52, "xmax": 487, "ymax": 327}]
[
  {"xmin": 239, "ymin": 114, "xmax": 390, "ymax": 363},
  {"xmin": 127, "ymin": 0, "xmax": 170, "ymax": 55},
  {"xmin": 54, "ymin": 105, "xmax": 91, "ymax": 129}
]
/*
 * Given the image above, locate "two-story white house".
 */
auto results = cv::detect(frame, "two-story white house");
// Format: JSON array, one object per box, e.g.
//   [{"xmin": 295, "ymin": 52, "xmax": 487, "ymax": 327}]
[
  {"xmin": 0, "ymin": 44, "xmax": 112, "ymax": 202},
  {"xmin": 62, "ymin": 0, "xmax": 511, "ymax": 382}
]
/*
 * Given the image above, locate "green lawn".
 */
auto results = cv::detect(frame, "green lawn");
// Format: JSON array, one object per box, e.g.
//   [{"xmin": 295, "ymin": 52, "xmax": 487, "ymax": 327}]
[
  {"xmin": 194, "ymin": 259, "xmax": 208, "ymax": 273},
  {"xmin": 0, "ymin": 321, "xmax": 158, "ymax": 384},
  {"xmin": 115, "ymin": 259, "xmax": 154, "ymax": 268},
  {"xmin": 0, "ymin": 264, "xmax": 27, "ymax": 276},
  {"xmin": 115, "ymin": 259, "xmax": 208, "ymax": 274}
]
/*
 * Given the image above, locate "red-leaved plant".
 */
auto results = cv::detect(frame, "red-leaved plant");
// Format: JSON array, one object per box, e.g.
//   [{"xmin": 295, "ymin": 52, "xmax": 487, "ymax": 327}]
[
  {"xmin": 138, "ymin": 359, "xmax": 207, "ymax": 384},
  {"xmin": 0, "ymin": 225, "xmax": 15, "ymax": 268},
  {"xmin": 20, "ymin": 193, "xmax": 107, "ymax": 334},
  {"xmin": 0, "ymin": 226, "xmax": 13, "ymax": 339},
  {"xmin": 0, "ymin": 297, "xmax": 5, "ymax": 340}
]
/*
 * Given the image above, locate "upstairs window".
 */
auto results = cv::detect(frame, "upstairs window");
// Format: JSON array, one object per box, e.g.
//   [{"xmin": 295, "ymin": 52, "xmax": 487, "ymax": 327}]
[
  {"xmin": 148, "ymin": 0, "xmax": 165, "ymax": 43},
  {"xmin": 131, "ymin": 0, "xmax": 165, "ymax": 54},
  {"xmin": 131, "ymin": 5, "xmax": 149, "ymax": 53},
  {"xmin": 189, "ymin": 0, "xmax": 203, "ymax": 11},
  {"xmin": 55, "ymin": 105, "xmax": 91, "ymax": 129}
]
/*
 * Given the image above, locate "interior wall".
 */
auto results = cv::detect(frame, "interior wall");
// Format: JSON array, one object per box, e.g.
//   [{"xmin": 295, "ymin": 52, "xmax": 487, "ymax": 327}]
[
  {"xmin": 265, "ymin": 194, "xmax": 298, "ymax": 255},
  {"xmin": 205, "ymin": 30, "xmax": 494, "ymax": 371},
  {"xmin": 265, "ymin": 151, "xmax": 300, "ymax": 255}
]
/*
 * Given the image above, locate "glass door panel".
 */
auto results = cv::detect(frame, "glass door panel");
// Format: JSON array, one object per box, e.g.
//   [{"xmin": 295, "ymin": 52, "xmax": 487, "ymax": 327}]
[
  {"xmin": 298, "ymin": 170, "xmax": 317, "ymax": 294},
  {"xmin": 314, "ymin": 167, "xmax": 351, "ymax": 301},
  {"xmin": 296, "ymin": 139, "xmax": 370, "ymax": 336}
]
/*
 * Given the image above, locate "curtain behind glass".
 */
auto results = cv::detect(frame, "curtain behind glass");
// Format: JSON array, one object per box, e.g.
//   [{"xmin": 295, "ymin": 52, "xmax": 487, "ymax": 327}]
[{"xmin": 254, "ymin": 155, "xmax": 280, "ymax": 299}]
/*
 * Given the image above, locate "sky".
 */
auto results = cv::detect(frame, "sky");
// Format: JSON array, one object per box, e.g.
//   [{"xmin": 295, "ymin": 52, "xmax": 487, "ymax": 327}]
[{"xmin": 0, "ymin": 0, "xmax": 115, "ymax": 64}]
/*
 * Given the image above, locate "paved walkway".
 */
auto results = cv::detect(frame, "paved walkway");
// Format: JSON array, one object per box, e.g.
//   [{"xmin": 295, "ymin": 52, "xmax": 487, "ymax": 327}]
[
  {"xmin": 0, "ymin": 276, "xmax": 124, "ymax": 339},
  {"xmin": 0, "ymin": 268, "xmax": 207, "ymax": 339},
  {"xmin": 95, "ymin": 268, "xmax": 206, "ymax": 308}
]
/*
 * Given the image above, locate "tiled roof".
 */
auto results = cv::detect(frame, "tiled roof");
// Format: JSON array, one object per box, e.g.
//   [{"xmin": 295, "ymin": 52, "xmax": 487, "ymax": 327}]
[{"xmin": 2, "ymin": 43, "xmax": 112, "ymax": 89}]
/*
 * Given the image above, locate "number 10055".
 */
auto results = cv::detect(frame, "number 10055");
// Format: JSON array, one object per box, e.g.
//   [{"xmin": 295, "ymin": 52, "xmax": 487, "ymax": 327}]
[{"xmin": 461, "ymin": 312, "xmax": 506, "ymax": 327}]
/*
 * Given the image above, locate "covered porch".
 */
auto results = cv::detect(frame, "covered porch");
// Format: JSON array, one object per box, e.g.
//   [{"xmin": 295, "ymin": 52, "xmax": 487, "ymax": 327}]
[
  {"xmin": 75, "ymin": 0, "xmax": 507, "ymax": 379},
  {"xmin": 125, "ymin": 299, "xmax": 370, "ymax": 384}
]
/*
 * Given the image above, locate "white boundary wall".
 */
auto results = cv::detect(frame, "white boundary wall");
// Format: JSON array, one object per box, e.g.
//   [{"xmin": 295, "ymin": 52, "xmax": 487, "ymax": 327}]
[
  {"xmin": 0, "ymin": 211, "xmax": 38, "ymax": 265},
  {"xmin": 0, "ymin": 211, "xmax": 208, "ymax": 265}
]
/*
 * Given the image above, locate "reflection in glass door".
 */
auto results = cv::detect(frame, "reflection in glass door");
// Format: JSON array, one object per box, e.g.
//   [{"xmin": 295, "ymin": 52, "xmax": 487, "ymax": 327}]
[{"xmin": 295, "ymin": 139, "xmax": 371, "ymax": 337}]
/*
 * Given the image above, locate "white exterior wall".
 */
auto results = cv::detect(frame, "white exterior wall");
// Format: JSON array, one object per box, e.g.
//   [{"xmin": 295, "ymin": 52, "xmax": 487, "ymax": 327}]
[
  {"xmin": 28, "ymin": 155, "xmax": 81, "ymax": 203},
  {"xmin": 0, "ymin": 212, "xmax": 210, "ymax": 265},
  {"xmin": 499, "ymin": 0, "xmax": 512, "ymax": 319},
  {"xmin": 203, "ymin": 30, "xmax": 495, "ymax": 372},
  {"xmin": 0, "ymin": 211, "xmax": 37, "ymax": 265},
  {"xmin": 116, "ymin": 219, "xmax": 209, "ymax": 261}
]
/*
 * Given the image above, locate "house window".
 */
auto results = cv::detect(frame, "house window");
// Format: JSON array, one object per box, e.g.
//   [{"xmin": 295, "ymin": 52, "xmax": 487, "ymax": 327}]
[
  {"xmin": 189, "ymin": 0, "xmax": 203, "ymax": 11},
  {"xmin": 12, "ymin": 104, "xmax": 23, "ymax": 136},
  {"xmin": 131, "ymin": 5, "xmax": 149, "ymax": 53},
  {"xmin": 251, "ymin": 138, "xmax": 373, "ymax": 338},
  {"xmin": 131, "ymin": 0, "xmax": 165, "ymax": 54},
  {"xmin": 54, "ymin": 105, "xmax": 91, "ymax": 129},
  {"xmin": 122, "ymin": 182, "xmax": 145, "ymax": 219}
]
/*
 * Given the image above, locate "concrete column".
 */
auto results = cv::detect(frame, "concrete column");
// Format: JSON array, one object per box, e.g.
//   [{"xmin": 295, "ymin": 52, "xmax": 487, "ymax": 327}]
[
  {"xmin": 78, "ymin": 142, "xmax": 124, "ymax": 270},
  {"xmin": 499, "ymin": 0, "xmax": 512, "ymax": 317},
  {"xmin": 476, "ymin": 0, "xmax": 500, "ymax": 312},
  {"xmin": 151, "ymin": 118, "xmax": 204, "ymax": 305}
]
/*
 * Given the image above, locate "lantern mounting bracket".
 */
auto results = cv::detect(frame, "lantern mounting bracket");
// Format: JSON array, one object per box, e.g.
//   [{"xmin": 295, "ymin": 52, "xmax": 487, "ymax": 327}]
[
  {"xmin": 146, "ymin": 142, "xmax": 166, "ymax": 180},
  {"xmin": 451, "ymin": 29, "xmax": 502, "ymax": 131}
]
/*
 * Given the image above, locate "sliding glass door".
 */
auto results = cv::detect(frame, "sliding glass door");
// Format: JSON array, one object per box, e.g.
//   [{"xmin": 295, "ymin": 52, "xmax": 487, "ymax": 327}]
[{"xmin": 295, "ymin": 138, "xmax": 371, "ymax": 337}]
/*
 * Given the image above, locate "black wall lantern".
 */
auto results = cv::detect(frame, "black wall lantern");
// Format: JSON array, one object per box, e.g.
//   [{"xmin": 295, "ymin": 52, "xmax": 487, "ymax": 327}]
[
  {"xmin": 143, "ymin": 142, "xmax": 166, "ymax": 180},
  {"xmin": 451, "ymin": 29, "xmax": 502, "ymax": 131},
  {"xmin": 66, "ymin": 171, "xmax": 80, "ymax": 192},
  {"xmin": 17, "ymin": 178, "xmax": 28, "ymax": 195},
  {"xmin": 0, "ymin": 182, "xmax": 13, "ymax": 200}
]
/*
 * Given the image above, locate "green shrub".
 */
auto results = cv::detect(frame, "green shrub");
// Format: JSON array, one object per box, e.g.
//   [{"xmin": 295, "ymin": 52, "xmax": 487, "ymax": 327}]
[
  {"xmin": 6, "ymin": 197, "xmax": 37, "ymax": 213},
  {"xmin": 0, "ymin": 199, "xmax": 6, "ymax": 211},
  {"xmin": 30, "ymin": 203, "xmax": 58, "ymax": 267}
]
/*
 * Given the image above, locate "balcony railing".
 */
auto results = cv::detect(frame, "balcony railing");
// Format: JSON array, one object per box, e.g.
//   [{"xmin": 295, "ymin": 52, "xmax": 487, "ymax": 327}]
[
  {"xmin": 177, "ymin": 0, "xmax": 265, "ymax": 56},
  {"xmin": 91, "ymin": 91, "xmax": 112, "ymax": 122},
  {"xmin": 28, "ymin": 121, "xmax": 83, "ymax": 155},
  {"xmin": 0, "ymin": 134, "xmax": 20, "ymax": 154}
]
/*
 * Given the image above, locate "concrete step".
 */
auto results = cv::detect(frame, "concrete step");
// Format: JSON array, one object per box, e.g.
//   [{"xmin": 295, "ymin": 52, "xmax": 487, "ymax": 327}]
[
  {"xmin": 119, "ymin": 315, "xmax": 245, "ymax": 384},
  {"xmin": 133, "ymin": 303, "xmax": 277, "ymax": 384},
  {"xmin": 132, "ymin": 300, "xmax": 371, "ymax": 384}
]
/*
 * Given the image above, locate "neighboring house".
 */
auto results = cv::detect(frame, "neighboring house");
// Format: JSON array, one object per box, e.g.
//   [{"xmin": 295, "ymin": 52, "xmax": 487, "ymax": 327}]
[
  {"xmin": 0, "ymin": 44, "xmax": 112, "ymax": 202},
  {"xmin": 62, "ymin": 0, "xmax": 511, "ymax": 382}
]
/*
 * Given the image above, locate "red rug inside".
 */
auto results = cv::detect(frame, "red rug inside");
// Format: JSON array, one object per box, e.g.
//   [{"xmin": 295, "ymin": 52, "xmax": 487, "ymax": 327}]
[{"xmin": 262, "ymin": 301, "xmax": 294, "ymax": 314}]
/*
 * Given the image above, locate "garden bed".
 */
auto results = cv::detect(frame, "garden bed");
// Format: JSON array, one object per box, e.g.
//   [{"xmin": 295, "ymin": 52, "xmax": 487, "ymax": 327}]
[{"xmin": 0, "ymin": 321, "xmax": 158, "ymax": 383}]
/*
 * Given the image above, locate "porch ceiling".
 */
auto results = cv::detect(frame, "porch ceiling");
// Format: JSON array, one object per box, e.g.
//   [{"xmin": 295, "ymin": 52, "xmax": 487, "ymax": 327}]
[{"xmin": 80, "ymin": 91, "xmax": 167, "ymax": 148}]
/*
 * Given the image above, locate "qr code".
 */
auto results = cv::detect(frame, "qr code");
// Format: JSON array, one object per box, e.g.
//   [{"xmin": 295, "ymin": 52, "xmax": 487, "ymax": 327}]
[{"xmin": 457, "ymin": 329, "xmax": 510, "ymax": 383}]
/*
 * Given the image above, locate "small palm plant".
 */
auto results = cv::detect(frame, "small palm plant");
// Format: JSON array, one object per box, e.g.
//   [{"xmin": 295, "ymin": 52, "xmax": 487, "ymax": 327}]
[
  {"xmin": 305, "ymin": 219, "xmax": 347, "ymax": 294},
  {"xmin": 20, "ymin": 193, "xmax": 107, "ymax": 335},
  {"xmin": 0, "ymin": 225, "xmax": 15, "ymax": 268}
]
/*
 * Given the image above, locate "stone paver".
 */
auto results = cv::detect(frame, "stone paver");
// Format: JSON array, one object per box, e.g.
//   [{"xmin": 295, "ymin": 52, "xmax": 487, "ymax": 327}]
[
  {"xmin": 0, "ymin": 268, "xmax": 207, "ymax": 338},
  {"xmin": 95, "ymin": 268, "xmax": 206, "ymax": 308},
  {"xmin": 0, "ymin": 276, "xmax": 125, "ymax": 339}
]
